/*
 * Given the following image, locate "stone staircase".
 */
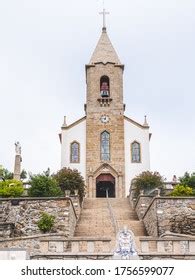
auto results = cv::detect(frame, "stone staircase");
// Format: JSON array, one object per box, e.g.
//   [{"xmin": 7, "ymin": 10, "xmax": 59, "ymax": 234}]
[
  {"xmin": 74, "ymin": 198, "xmax": 114, "ymax": 237},
  {"xmin": 74, "ymin": 198, "xmax": 147, "ymax": 250},
  {"xmin": 110, "ymin": 198, "xmax": 147, "ymax": 236}
]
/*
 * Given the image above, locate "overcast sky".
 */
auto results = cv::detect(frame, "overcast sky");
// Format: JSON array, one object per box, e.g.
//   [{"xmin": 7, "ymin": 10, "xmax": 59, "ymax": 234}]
[{"xmin": 0, "ymin": 0, "xmax": 195, "ymax": 180}]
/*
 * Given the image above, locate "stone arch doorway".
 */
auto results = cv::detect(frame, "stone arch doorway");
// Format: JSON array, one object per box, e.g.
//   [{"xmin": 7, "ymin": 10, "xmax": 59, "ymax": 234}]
[{"xmin": 96, "ymin": 173, "xmax": 115, "ymax": 198}]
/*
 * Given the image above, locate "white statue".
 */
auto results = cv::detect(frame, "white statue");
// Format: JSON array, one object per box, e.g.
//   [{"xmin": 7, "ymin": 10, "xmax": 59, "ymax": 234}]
[{"xmin": 15, "ymin": 141, "xmax": 21, "ymax": 155}]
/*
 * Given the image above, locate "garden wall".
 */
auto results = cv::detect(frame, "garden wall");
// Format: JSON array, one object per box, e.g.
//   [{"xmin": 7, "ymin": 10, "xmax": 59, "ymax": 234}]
[
  {"xmin": 0, "ymin": 197, "xmax": 78, "ymax": 238},
  {"xmin": 135, "ymin": 196, "xmax": 195, "ymax": 237}
]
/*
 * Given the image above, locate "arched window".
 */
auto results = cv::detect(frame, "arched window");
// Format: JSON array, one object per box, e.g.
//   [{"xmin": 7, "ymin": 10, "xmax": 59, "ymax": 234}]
[
  {"xmin": 101, "ymin": 131, "xmax": 110, "ymax": 161},
  {"xmin": 70, "ymin": 141, "xmax": 80, "ymax": 163},
  {"xmin": 100, "ymin": 76, "xmax": 110, "ymax": 97},
  {"xmin": 131, "ymin": 141, "xmax": 141, "ymax": 163}
]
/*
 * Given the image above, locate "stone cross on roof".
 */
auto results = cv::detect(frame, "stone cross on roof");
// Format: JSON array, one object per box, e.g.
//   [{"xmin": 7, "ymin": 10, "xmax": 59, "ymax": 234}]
[{"xmin": 99, "ymin": 8, "xmax": 109, "ymax": 30}]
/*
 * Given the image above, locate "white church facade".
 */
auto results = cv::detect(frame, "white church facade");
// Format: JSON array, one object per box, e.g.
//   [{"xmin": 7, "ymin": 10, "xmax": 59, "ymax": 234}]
[{"xmin": 59, "ymin": 24, "xmax": 151, "ymax": 197}]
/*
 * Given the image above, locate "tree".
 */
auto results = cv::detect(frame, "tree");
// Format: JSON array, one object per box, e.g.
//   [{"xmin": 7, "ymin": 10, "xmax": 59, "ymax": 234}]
[
  {"xmin": 0, "ymin": 179, "xmax": 24, "ymax": 197},
  {"xmin": 132, "ymin": 171, "xmax": 164, "ymax": 196},
  {"xmin": 54, "ymin": 167, "xmax": 85, "ymax": 201},
  {"xmin": 20, "ymin": 169, "xmax": 27, "ymax": 180},
  {"xmin": 1, "ymin": 168, "xmax": 13, "ymax": 180},
  {"xmin": 28, "ymin": 171, "xmax": 63, "ymax": 197},
  {"xmin": 179, "ymin": 172, "xmax": 195, "ymax": 189}
]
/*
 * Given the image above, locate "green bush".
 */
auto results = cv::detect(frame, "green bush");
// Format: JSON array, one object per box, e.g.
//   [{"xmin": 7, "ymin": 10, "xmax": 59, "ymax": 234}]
[
  {"xmin": 54, "ymin": 167, "xmax": 85, "ymax": 201},
  {"xmin": 179, "ymin": 172, "xmax": 195, "ymax": 189},
  {"xmin": 0, "ymin": 179, "xmax": 24, "ymax": 197},
  {"xmin": 170, "ymin": 185, "xmax": 193, "ymax": 197},
  {"xmin": 28, "ymin": 172, "xmax": 63, "ymax": 197},
  {"xmin": 37, "ymin": 212, "xmax": 55, "ymax": 233},
  {"xmin": 132, "ymin": 171, "xmax": 164, "ymax": 197}
]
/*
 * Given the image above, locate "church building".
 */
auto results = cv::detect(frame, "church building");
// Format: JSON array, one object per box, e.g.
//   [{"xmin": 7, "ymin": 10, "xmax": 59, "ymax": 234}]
[{"xmin": 59, "ymin": 19, "xmax": 151, "ymax": 198}]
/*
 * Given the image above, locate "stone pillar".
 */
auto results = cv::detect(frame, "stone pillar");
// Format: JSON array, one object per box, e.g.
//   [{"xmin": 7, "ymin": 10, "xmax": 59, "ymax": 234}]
[
  {"xmin": 118, "ymin": 174, "xmax": 123, "ymax": 198},
  {"xmin": 88, "ymin": 175, "xmax": 93, "ymax": 198},
  {"xmin": 14, "ymin": 155, "xmax": 21, "ymax": 180},
  {"xmin": 13, "ymin": 141, "xmax": 22, "ymax": 181},
  {"xmin": 93, "ymin": 178, "xmax": 96, "ymax": 198}
]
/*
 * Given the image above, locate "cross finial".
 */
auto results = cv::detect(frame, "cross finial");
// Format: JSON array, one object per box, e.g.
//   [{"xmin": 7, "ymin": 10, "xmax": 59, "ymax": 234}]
[{"xmin": 99, "ymin": 7, "xmax": 109, "ymax": 31}]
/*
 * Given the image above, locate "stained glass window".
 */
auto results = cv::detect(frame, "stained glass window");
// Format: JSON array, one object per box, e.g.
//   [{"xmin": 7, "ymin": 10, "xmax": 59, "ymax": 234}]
[
  {"xmin": 70, "ymin": 142, "xmax": 80, "ymax": 163},
  {"xmin": 131, "ymin": 141, "xmax": 141, "ymax": 163},
  {"xmin": 101, "ymin": 131, "xmax": 110, "ymax": 161}
]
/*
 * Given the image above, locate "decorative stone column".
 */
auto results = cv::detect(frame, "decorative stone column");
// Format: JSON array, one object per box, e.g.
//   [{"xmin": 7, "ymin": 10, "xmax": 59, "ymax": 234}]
[
  {"xmin": 13, "ymin": 141, "xmax": 22, "ymax": 180},
  {"xmin": 118, "ymin": 174, "xmax": 124, "ymax": 198},
  {"xmin": 88, "ymin": 175, "xmax": 93, "ymax": 198}
]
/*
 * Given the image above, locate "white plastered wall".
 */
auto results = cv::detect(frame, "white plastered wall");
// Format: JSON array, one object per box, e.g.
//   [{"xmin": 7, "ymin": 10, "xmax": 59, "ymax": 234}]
[
  {"xmin": 124, "ymin": 119, "xmax": 150, "ymax": 196},
  {"xmin": 61, "ymin": 119, "xmax": 86, "ymax": 180}
]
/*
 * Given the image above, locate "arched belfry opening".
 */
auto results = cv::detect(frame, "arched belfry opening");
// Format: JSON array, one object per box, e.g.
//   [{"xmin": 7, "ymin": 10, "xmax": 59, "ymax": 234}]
[
  {"xmin": 96, "ymin": 173, "xmax": 115, "ymax": 198},
  {"xmin": 100, "ymin": 76, "xmax": 110, "ymax": 97}
]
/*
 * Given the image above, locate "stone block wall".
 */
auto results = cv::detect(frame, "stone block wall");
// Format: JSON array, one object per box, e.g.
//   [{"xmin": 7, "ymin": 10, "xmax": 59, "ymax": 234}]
[
  {"xmin": 139, "ymin": 236, "xmax": 195, "ymax": 259},
  {"xmin": 135, "ymin": 196, "xmax": 195, "ymax": 237},
  {"xmin": 0, "ymin": 197, "xmax": 78, "ymax": 238},
  {"xmin": 0, "ymin": 235, "xmax": 112, "ymax": 259},
  {"xmin": 156, "ymin": 198, "xmax": 195, "ymax": 236},
  {"xmin": 142, "ymin": 199, "xmax": 158, "ymax": 236},
  {"xmin": 134, "ymin": 195, "xmax": 153, "ymax": 220},
  {"xmin": 0, "ymin": 234, "xmax": 47, "ymax": 257},
  {"xmin": 0, "ymin": 223, "xmax": 14, "ymax": 239}
]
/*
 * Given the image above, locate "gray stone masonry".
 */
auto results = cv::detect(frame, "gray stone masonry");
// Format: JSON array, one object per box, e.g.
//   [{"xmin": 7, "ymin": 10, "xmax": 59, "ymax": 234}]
[
  {"xmin": 139, "ymin": 236, "xmax": 195, "ymax": 259},
  {"xmin": 0, "ymin": 234, "xmax": 111, "ymax": 259},
  {"xmin": 0, "ymin": 197, "xmax": 78, "ymax": 238},
  {"xmin": 134, "ymin": 196, "xmax": 195, "ymax": 237}
]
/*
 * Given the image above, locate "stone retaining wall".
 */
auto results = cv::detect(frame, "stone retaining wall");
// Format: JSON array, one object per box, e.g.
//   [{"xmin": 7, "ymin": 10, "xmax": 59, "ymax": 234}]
[
  {"xmin": 142, "ymin": 199, "xmax": 158, "ymax": 236},
  {"xmin": 0, "ymin": 197, "xmax": 78, "ymax": 238},
  {"xmin": 139, "ymin": 236, "xmax": 195, "ymax": 259},
  {"xmin": 156, "ymin": 198, "xmax": 195, "ymax": 236},
  {"xmin": 0, "ymin": 234, "xmax": 111, "ymax": 259},
  {"xmin": 134, "ymin": 195, "xmax": 153, "ymax": 220},
  {"xmin": 135, "ymin": 196, "xmax": 195, "ymax": 237}
]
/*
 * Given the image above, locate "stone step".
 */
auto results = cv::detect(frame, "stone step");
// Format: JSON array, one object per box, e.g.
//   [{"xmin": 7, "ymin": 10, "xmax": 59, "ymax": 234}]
[
  {"xmin": 74, "ymin": 230, "xmax": 115, "ymax": 236},
  {"xmin": 75, "ymin": 223, "xmax": 113, "ymax": 228},
  {"xmin": 82, "ymin": 205, "xmax": 108, "ymax": 209},
  {"xmin": 114, "ymin": 213, "xmax": 138, "ymax": 220},
  {"xmin": 74, "ymin": 197, "xmax": 148, "ymax": 243},
  {"xmin": 79, "ymin": 211, "xmax": 110, "ymax": 214},
  {"xmin": 74, "ymin": 226, "xmax": 115, "ymax": 232},
  {"xmin": 117, "ymin": 221, "xmax": 147, "ymax": 236}
]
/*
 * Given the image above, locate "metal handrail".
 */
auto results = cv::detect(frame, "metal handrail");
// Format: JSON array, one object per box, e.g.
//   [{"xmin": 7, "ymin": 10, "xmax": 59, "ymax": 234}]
[{"xmin": 106, "ymin": 190, "xmax": 119, "ymax": 235}]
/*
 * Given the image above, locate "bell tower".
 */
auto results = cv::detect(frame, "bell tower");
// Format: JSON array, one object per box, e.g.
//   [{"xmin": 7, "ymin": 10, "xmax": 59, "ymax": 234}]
[{"xmin": 85, "ymin": 17, "xmax": 126, "ymax": 198}]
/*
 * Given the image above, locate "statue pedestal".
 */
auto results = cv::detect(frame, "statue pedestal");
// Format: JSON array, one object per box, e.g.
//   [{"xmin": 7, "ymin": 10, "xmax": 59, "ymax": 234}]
[{"xmin": 13, "ymin": 155, "xmax": 21, "ymax": 180}]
